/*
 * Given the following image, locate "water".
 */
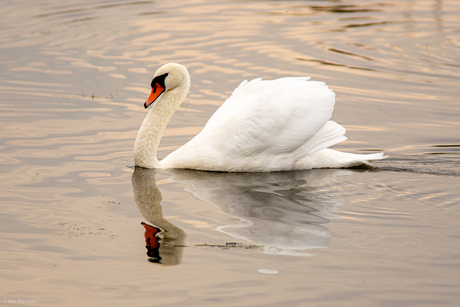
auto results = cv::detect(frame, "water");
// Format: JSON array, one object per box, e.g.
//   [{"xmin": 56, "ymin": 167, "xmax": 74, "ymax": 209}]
[{"xmin": 1, "ymin": 0, "xmax": 459, "ymax": 306}]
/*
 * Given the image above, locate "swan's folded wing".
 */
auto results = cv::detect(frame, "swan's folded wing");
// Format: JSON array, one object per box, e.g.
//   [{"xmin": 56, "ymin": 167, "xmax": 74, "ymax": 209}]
[{"xmin": 204, "ymin": 77, "xmax": 337, "ymax": 157}]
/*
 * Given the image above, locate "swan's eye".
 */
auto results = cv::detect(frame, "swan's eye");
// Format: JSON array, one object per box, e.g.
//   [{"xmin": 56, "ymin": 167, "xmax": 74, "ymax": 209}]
[{"xmin": 151, "ymin": 73, "xmax": 168, "ymax": 89}]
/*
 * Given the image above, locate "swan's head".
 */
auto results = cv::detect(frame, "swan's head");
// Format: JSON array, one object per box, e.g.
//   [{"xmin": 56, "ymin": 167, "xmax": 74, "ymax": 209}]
[{"xmin": 144, "ymin": 63, "xmax": 190, "ymax": 109}]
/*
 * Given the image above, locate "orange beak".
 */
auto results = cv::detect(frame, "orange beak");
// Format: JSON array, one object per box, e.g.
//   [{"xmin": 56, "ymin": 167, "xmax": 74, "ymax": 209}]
[{"xmin": 144, "ymin": 83, "xmax": 165, "ymax": 109}]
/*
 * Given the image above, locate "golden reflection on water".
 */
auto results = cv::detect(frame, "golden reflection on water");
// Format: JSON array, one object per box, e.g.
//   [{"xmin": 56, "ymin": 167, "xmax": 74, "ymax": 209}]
[{"xmin": 1, "ymin": 0, "xmax": 460, "ymax": 305}]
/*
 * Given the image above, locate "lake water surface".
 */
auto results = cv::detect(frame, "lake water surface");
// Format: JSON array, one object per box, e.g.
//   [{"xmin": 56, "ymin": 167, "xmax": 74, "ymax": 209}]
[{"xmin": 1, "ymin": 0, "xmax": 459, "ymax": 306}]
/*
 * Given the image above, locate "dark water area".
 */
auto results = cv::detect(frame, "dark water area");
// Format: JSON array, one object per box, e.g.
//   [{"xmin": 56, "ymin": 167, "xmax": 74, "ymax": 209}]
[{"xmin": 1, "ymin": 0, "xmax": 459, "ymax": 306}]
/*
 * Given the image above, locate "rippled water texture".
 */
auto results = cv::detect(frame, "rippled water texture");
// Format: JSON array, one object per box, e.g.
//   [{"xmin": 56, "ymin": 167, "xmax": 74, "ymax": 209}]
[{"xmin": 1, "ymin": 0, "xmax": 459, "ymax": 306}]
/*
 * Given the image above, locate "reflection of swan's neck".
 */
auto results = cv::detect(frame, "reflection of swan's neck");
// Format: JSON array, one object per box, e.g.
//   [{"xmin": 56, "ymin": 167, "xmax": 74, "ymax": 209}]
[
  {"xmin": 133, "ymin": 89, "xmax": 185, "ymax": 169},
  {"xmin": 132, "ymin": 167, "xmax": 187, "ymax": 266},
  {"xmin": 133, "ymin": 175, "xmax": 184, "ymax": 239}
]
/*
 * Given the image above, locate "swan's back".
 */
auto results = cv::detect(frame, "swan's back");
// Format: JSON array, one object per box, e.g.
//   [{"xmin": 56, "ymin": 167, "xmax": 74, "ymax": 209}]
[{"xmin": 160, "ymin": 76, "xmax": 349, "ymax": 172}]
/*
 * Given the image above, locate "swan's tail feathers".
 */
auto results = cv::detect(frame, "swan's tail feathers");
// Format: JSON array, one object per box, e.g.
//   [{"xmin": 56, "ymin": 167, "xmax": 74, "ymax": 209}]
[
  {"xmin": 340, "ymin": 151, "xmax": 387, "ymax": 167},
  {"xmin": 294, "ymin": 121, "xmax": 347, "ymax": 161},
  {"xmin": 294, "ymin": 149, "xmax": 387, "ymax": 170},
  {"xmin": 330, "ymin": 150, "xmax": 387, "ymax": 168},
  {"xmin": 356, "ymin": 152, "xmax": 387, "ymax": 161}
]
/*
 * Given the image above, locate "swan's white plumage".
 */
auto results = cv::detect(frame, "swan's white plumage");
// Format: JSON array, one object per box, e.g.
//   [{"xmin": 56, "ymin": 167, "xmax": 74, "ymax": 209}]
[{"xmin": 134, "ymin": 63, "xmax": 385, "ymax": 172}]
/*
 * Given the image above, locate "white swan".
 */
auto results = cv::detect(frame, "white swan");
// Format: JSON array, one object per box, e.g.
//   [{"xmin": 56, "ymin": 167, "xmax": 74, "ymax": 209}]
[{"xmin": 133, "ymin": 63, "xmax": 385, "ymax": 172}]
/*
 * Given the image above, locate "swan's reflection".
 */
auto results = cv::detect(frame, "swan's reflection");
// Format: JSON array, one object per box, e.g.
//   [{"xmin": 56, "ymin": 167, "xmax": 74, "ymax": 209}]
[
  {"xmin": 133, "ymin": 167, "xmax": 355, "ymax": 259},
  {"xmin": 167, "ymin": 169, "xmax": 352, "ymax": 256},
  {"xmin": 132, "ymin": 167, "xmax": 186, "ymax": 265}
]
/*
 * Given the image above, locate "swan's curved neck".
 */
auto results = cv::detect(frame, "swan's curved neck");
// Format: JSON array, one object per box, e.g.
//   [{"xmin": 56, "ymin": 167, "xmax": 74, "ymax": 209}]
[{"xmin": 133, "ymin": 89, "xmax": 185, "ymax": 168}]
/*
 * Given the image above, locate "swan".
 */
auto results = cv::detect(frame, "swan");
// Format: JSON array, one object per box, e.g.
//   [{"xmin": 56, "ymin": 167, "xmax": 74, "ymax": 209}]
[{"xmin": 133, "ymin": 63, "xmax": 385, "ymax": 172}]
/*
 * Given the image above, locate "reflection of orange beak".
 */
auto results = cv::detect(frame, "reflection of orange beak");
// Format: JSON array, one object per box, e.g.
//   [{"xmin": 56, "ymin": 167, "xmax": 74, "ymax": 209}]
[
  {"xmin": 142, "ymin": 222, "xmax": 161, "ymax": 249},
  {"xmin": 144, "ymin": 83, "xmax": 165, "ymax": 109}
]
